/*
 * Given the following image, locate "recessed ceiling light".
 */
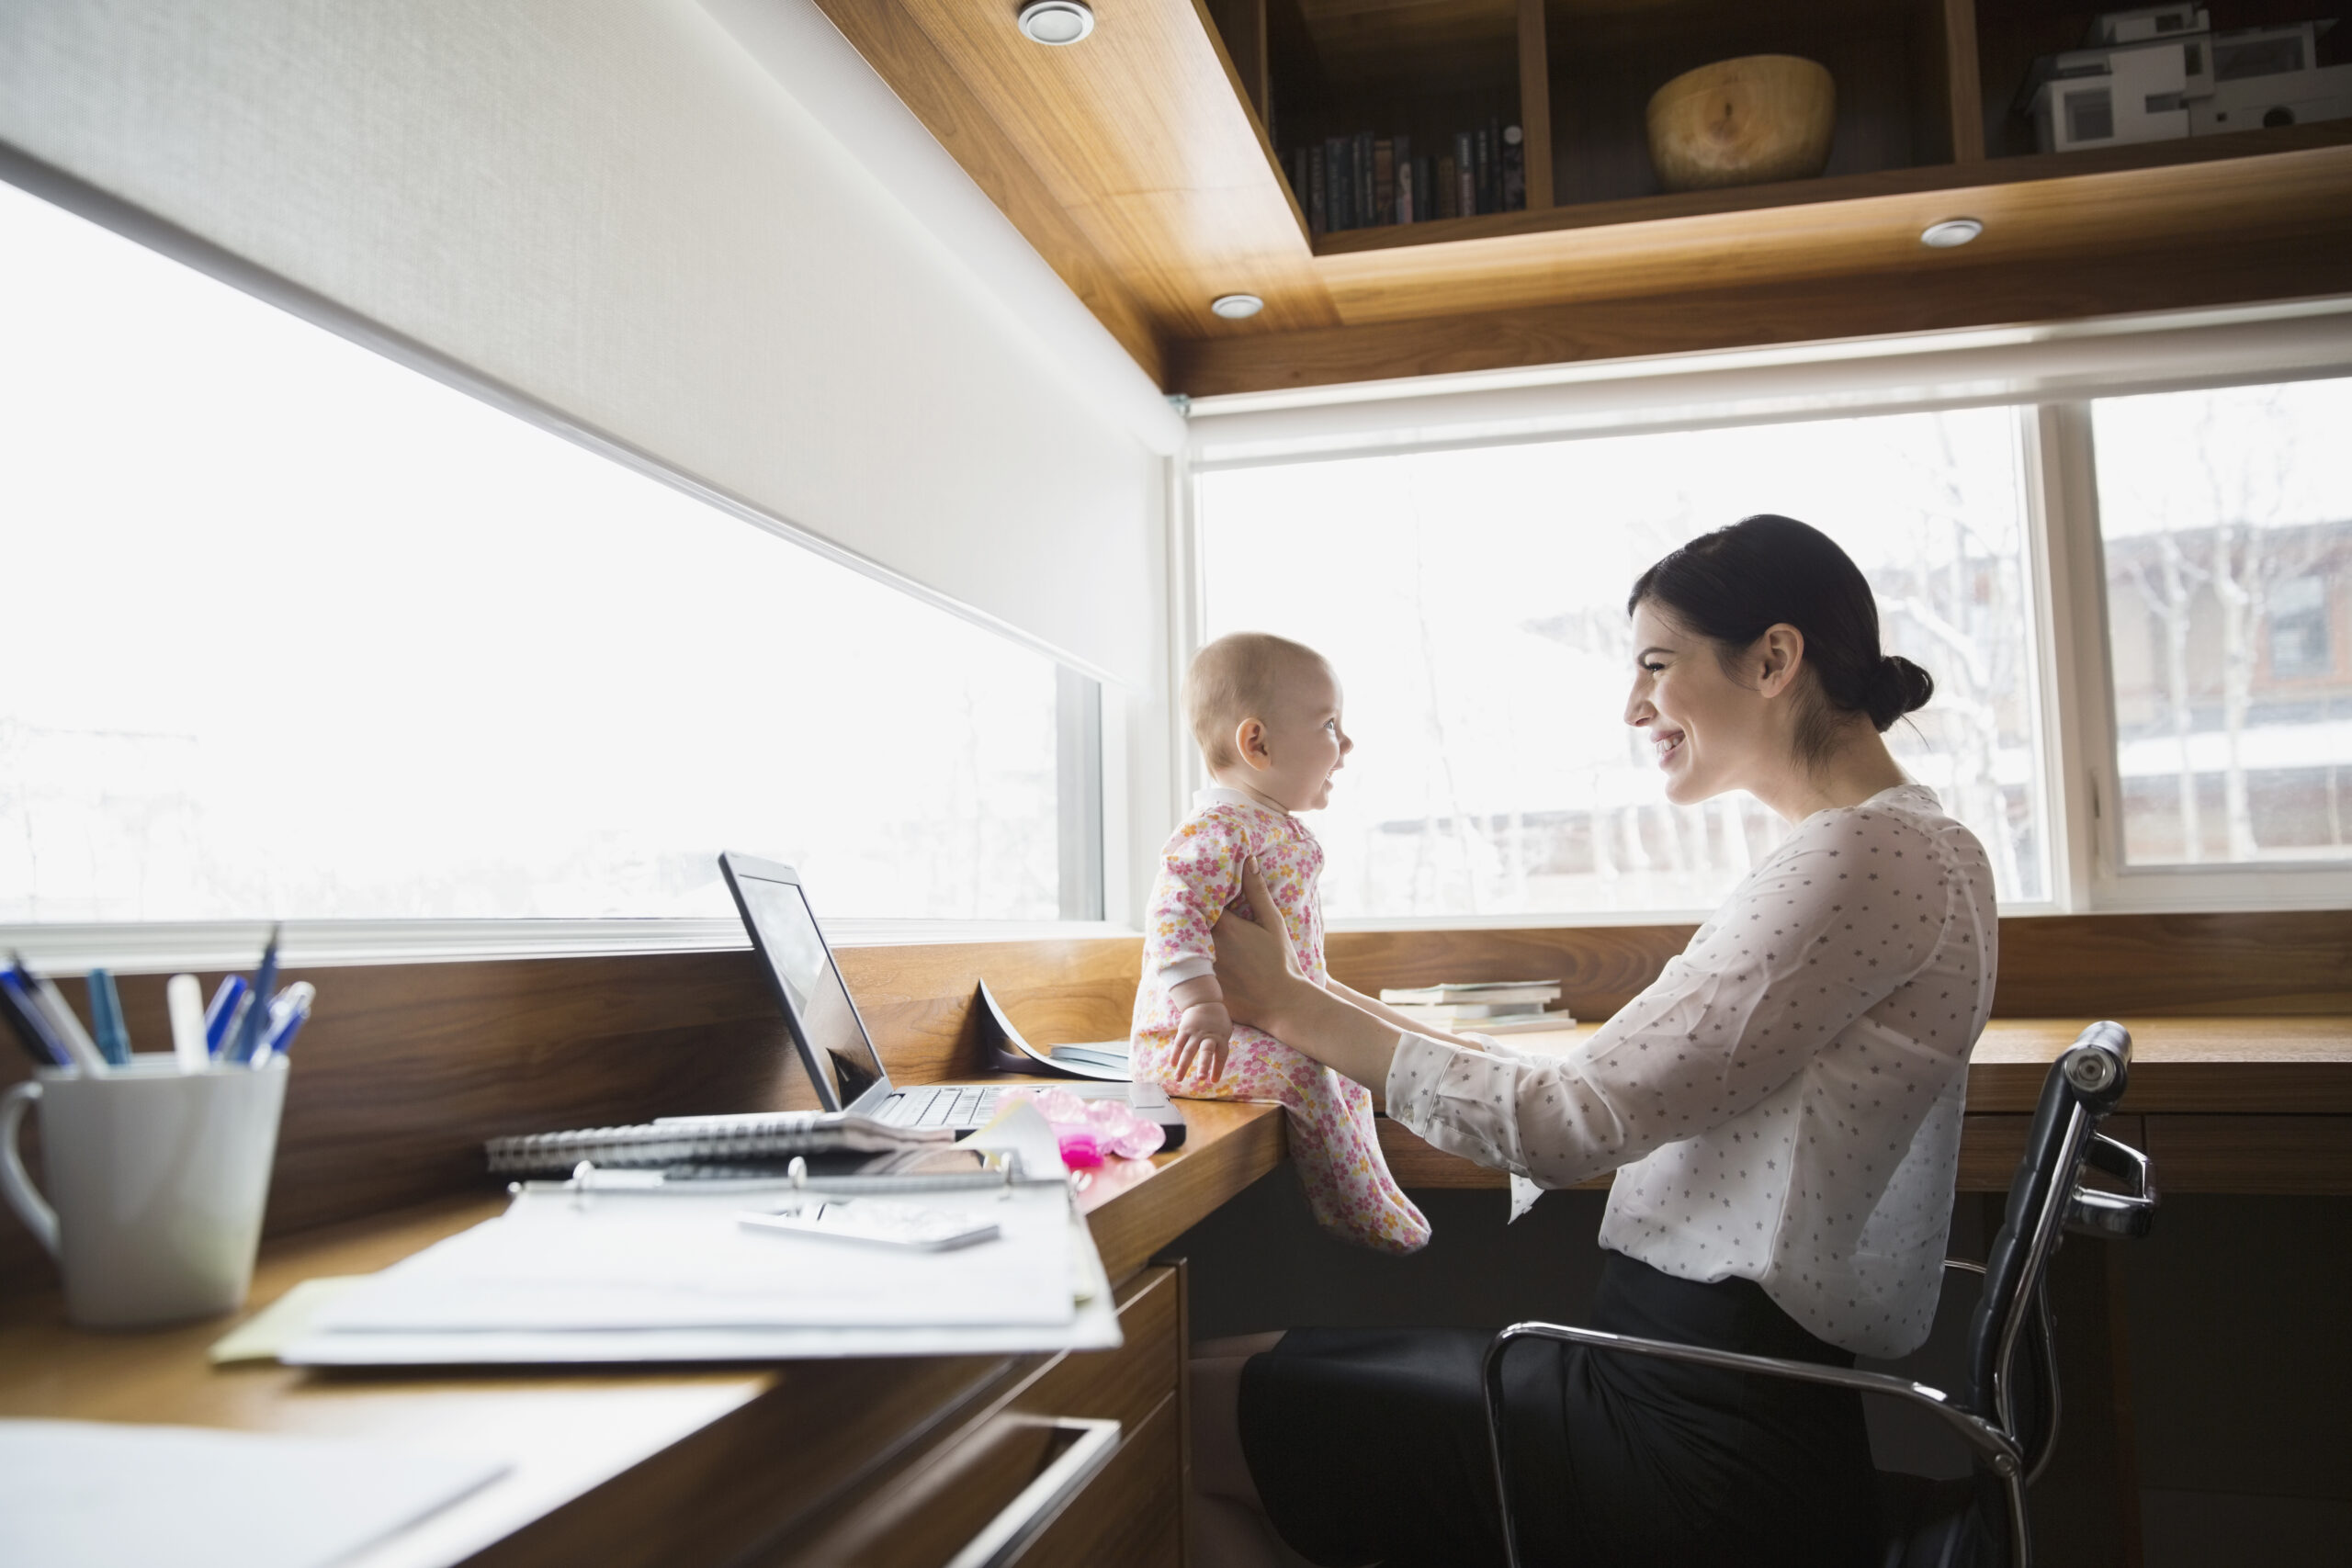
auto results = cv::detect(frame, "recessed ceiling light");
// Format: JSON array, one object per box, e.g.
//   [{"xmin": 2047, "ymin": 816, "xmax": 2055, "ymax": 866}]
[
  {"xmin": 1920, "ymin": 218, "xmax": 1984, "ymax": 249},
  {"xmin": 1017, "ymin": 1, "xmax": 1093, "ymax": 46},
  {"xmin": 1210, "ymin": 293, "xmax": 1264, "ymax": 319}
]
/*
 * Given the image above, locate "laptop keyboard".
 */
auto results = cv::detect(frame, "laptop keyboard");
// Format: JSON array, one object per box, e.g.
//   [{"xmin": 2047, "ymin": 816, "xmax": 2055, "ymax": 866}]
[
  {"xmin": 879, "ymin": 1082, "xmax": 1162, "ymax": 1130},
  {"xmin": 884, "ymin": 1086, "xmax": 1004, "ymax": 1130}
]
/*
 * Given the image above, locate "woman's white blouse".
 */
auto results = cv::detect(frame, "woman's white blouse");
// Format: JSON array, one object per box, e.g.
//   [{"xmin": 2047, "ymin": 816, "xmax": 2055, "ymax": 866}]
[{"xmin": 1384, "ymin": 784, "xmax": 1997, "ymax": 1359}]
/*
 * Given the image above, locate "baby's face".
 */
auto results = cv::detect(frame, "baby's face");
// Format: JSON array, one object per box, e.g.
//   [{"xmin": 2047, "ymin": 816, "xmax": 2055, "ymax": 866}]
[{"xmin": 1254, "ymin": 659, "xmax": 1353, "ymax": 812}]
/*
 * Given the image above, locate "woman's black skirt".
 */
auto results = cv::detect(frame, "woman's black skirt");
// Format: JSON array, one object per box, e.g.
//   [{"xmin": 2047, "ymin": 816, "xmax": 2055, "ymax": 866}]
[{"xmin": 1238, "ymin": 1251, "xmax": 1879, "ymax": 1568}]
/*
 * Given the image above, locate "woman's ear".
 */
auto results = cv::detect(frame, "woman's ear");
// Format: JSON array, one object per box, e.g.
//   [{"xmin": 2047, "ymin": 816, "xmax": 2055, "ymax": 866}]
[
  {"xmin": 1755, "ymin": 624, "xmax": 1805, "ymax": 699},
  {"xmin": 1234, "ymin": 716, "xmax": 1272, "ymax": 773}
]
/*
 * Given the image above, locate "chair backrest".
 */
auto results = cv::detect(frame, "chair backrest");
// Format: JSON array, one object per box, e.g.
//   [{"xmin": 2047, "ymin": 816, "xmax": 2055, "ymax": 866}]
[{"xmin": 1960, "ymin": 1021, "xmax": 2134, "ymax": 1450}]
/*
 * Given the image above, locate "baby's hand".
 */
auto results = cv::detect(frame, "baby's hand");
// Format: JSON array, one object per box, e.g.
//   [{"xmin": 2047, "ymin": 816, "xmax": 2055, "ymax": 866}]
[{"xmin": 1171, "ymin": 1000, "xmax": 1234, "ymax": 1086}]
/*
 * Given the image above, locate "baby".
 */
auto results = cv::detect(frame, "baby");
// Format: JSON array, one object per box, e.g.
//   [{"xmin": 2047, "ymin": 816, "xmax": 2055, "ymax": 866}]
[{"xmin": 1130, "ymin": 632, "xmax": 1462, "ymax": 1255}]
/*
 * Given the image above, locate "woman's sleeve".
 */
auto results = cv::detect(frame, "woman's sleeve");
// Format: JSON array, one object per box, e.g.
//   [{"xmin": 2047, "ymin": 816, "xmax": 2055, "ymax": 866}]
[
  {"xmin": 1144, "ymin": 813, "xmax": 1252, "ymax": 986},
  {"xmin": 1385, "ymin": 808, "xmax": 1949, "ymax": 1187}
]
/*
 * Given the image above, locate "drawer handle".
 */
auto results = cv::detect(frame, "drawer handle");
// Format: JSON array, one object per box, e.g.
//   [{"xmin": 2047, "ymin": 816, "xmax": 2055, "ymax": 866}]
[{"xmin": 941, "ymin": 1416, "xmax": 1121, "ymax": 1568}]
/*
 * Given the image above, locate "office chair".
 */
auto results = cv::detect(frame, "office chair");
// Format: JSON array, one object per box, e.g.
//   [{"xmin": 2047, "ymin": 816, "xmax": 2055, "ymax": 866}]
[{"xmin": 1482, "ymin": 1021, "xmax": 2157, "ymax": 1568}]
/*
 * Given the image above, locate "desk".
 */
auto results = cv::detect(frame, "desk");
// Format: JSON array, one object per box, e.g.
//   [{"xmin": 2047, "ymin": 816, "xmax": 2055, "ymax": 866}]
[
  {"xmin": 0, "ymin": 1102, "xmax": 1283, "ymax": 1568},
  {"xmin": 4, "ymin": 921, "xmax": 2346, "ymax": 1566}
]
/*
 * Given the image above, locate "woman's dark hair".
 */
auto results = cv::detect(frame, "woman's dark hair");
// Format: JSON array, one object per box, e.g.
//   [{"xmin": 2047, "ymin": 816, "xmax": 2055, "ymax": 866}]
[{"xmin": 1628, "ymin": 513, "xmax": 1932, "ymax": 762}]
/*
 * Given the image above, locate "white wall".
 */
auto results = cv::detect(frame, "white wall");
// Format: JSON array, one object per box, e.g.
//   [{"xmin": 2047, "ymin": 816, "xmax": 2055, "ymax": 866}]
[{"xmin": 0, "ymin": 0, "xmax": 1168, "ymax": 692}]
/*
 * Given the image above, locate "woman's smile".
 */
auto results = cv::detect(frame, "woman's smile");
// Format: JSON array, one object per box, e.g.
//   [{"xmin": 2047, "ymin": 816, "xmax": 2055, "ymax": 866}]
[{"xmin": 1652, "ymin": 727, "xmax": 1686, "ymax": 770}]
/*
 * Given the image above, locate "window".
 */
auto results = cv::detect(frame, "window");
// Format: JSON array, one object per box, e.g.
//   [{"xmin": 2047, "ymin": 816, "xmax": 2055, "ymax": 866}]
[
  {"xmin": 0, "ymin": 180, "xmax": 1094, "ymax": 927},
  {"xmin": 2090, "ymin": 377, "xmax": 2352, "ymax": 867},
  {"xmin": 1195, "ymin": 408, "xmax": 2045, "ymax": 919}
]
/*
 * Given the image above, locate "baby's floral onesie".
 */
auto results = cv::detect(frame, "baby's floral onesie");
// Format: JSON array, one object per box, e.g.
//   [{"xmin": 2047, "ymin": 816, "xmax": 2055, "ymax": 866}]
[{"xmin": 1130, "ymin": 787, "xmax": 1429, "ymax": 1254}]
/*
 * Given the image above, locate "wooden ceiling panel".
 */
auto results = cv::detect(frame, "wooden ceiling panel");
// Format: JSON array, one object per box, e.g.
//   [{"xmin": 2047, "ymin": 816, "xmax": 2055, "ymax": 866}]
[
  {"xmin": 1313, "ymin": 141, "xmax": 2352, "ymax": 324},
  {"xmin": 1170, "ymin": 217, "xmax": 2352, "ymax": 394},
  {"xmin": 807, "ymin": 0, "xmax": 1170, "ymax": 382},
  {"xmin": 815, "ymin": 0, "xmax": 2352, "ymax": 397},
  {"xmin": 834, "ymin": 0, "xmax": 1339, "ymax": 335}
]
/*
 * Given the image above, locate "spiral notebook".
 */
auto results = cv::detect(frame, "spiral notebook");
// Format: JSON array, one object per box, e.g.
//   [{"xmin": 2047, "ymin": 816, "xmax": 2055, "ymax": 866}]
[{"xmin": 483, "ymin": 1110, "xmax": 950, "ymax": 1176}]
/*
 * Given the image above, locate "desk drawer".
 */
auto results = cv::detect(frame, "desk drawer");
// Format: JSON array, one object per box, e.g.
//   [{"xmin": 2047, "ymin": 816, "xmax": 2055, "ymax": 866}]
[{"xmin": 756, "ymin": 1262, "xmax": 1185, "ymax": 1567}]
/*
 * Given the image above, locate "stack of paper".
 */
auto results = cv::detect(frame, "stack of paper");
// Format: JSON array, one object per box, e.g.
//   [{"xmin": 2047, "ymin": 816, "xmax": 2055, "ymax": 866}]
[
  {"xmin": 281, "ymin": 1105, "xmax": 1121, "ymax": 1365},
  {"xmin": 1379, "ymin": 980, "xmax": 1574, "ymax": 1035}
]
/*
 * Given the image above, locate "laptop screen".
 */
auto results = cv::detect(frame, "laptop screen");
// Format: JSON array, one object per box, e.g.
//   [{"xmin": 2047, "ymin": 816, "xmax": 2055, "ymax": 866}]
[{"xmin": 726, "ymin": 862, "xmax": 888, "ymax": 1112}]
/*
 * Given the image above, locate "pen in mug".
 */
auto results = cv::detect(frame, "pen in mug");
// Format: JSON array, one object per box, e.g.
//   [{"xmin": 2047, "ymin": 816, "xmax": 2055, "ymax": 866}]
[
  {"xmin": 0, "ymin": 971, "xmax": 69, "ymax": 1068},
  {"xmin": 230, "ymin": 924, "xmax": 283, "ymax": 1065},
  {"xmin": 251, "ymin": 981, "xmax": 314, "ymax": 1066},
  {"xmin": 86, "ymin": 968, "xmax": 130, "ymax": 1066},
  {"xmin": 12, "ymin": 953, "xmax": 108, "ymax": 1075},
  {"xmin": 166, "ymin": 974, "xmax": 210, "ymax": 1072},
  {"xmin": 204, "ymin": 976, "xmax": 251, "ymax": 1057}
]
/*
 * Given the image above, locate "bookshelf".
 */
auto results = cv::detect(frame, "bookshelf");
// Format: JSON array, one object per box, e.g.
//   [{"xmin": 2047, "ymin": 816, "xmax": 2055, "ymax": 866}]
[{"xmin": 1210, "ymin": 0, "xmax": 2351, "ymax": 252}]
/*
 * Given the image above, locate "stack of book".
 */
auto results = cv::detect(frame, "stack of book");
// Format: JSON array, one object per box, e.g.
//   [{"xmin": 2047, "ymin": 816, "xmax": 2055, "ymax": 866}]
[
  {"xmin": 1377, "ymin": 980, "xmax": 1571, "ymax": 1035},
  {"xmin": 1287, "ymin": 121, "xmax": 1526, "ymax": 235}
]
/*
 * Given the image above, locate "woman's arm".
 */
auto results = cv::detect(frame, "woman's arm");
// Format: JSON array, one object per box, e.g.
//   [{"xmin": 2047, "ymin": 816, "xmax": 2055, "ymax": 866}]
[
  {"xmin": 1203, "ymin": 861, "xmax": 1408, "ymax": 1088},
  {"xmin": 1321, "ymin": 978, "xmax": 1489, "ymax": 1053},
  {"xmin": 1386, "ymin": 809, "xmax": 1953, "ymax": 1188}
]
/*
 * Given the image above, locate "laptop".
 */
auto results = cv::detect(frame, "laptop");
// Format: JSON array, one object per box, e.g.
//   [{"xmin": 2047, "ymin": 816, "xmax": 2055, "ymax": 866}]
[{"xmin": 719, "ymin": 852, "xmax": 1185, "ymax": 1146}]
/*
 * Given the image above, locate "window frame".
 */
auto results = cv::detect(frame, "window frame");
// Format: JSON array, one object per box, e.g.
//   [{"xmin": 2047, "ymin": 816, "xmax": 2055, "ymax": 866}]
[
  {"xmin": 1181, "ymin": 326, "xmax": 2352, "ymax": 928},
  {"xmin": 2044, "ymin": 398, "xmax": 2352, "ymax": 912},
  {"xmin": 0, "ymin": 148, "xmax": 1115, "ymax": 963}
]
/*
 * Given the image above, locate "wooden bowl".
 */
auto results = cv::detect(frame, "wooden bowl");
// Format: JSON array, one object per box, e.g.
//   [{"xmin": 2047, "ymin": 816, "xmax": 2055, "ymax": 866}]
[{"xmin": 1645, "ymin": 55, "xmax": 1836, "ymax": 193}]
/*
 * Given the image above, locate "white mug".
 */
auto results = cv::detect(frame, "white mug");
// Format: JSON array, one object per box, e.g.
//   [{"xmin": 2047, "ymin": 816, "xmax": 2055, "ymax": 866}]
[{"xmin": 1, "ymin": 1057, "xmax": 288, "ymax": 1328}]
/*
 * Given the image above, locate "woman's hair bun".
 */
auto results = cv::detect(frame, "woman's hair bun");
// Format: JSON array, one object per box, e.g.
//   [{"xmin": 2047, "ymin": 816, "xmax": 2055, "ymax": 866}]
[{"xmin": 1866, "ymin": 655, "xmax": 1934, "ymax": 730}]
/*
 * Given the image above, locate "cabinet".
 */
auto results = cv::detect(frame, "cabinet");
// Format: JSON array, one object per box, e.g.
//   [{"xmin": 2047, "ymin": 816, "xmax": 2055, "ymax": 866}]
[
  {"xmin": 757, "ymin": 1262, "xmax": 1190, "ymax": 1568},
  {"xmin": 1213, "ymin": 0, "xmax": 2351, "ymax": 249}
]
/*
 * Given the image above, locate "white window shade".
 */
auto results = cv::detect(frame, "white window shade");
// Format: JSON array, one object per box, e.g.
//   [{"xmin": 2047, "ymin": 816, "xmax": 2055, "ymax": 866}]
[{"xmin": 0, "ymin": 0, "xmax": 1170, "ymax": 689}]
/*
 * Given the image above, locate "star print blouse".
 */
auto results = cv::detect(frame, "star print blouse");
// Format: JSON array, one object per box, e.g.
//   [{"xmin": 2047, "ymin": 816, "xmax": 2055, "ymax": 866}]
[{"xmin": 1384, "ymin": 784, "xmax": 1998, "ymax": 1359}]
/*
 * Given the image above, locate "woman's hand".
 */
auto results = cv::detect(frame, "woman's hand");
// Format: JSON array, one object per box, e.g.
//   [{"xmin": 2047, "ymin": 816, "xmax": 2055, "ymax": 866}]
[
  {"xmin": 1212, "ymin": 860, "xmax": 1311, "ymax": 1031},
  {"xmin": 1212, "ymin": 859, "xmax": 1408, "ymax": 1092}
]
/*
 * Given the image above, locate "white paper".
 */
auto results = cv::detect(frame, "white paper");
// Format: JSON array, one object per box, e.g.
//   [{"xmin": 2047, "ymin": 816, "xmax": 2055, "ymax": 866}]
[
  {"xmin": 306, "ymin": 1182, "xmax": 1075, "ymax": 1336},
  {"xmin": 0, "ymin": 1420, "xmax": 505, "ymax": 1568},
  {"xmin": 284, "ymin": 1206, "xmax": 1124, "ymax": 1365}
]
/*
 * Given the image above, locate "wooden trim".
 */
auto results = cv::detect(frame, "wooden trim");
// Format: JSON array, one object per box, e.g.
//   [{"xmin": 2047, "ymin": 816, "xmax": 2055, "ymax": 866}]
[
  {"xmin": 1514, "ymin": 0, "xmax": 1553, "ymax": 212},
  {"xmin": 2141, "ymin": 1115, "xmax": 2352, "ymax": 1194},
  {"xmin": 1940, "ymin": 0, "xmax": 1984, "ymax": 165},
  {"xmin": 0, "ymin": 938, "xmax": 1148, "ymax": 1295},
  {"xmin": 1173, "ymin": 222, "xmax": 2352, "ymax": 393},
  {"xmin": 1329, "ymin": 911, "xmax": 2352, "ymax": 1025}
]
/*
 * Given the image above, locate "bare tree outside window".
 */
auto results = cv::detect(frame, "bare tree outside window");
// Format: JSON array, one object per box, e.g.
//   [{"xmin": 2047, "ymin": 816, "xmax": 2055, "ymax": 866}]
[
  {"xmin": 1197, "ymin": 405, "xmax": 2045, "ymax": 919},
  {"xmin": 2092, "ymin": 378, "xmax": 2352, "ymax": 867}
]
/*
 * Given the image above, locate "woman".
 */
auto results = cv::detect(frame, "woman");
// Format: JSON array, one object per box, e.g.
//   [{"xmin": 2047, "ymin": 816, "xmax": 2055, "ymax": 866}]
[{"xmin": 1189, "ymin": 515, "xmax": 1998, "ymax": 1568}]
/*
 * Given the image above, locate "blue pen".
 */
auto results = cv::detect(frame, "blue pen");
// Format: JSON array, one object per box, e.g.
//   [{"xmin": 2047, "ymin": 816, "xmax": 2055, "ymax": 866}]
[
  {"xmin": 252, "ymin": 981, "xmax": 314, "ymax": 1066},
  {"xmin": 230, "ymin": 924, "xmax": 283, "ymax": 1065},
  {"xmin": 203, "ymin": 976, "xmax": 251, "ymax": 1057},
  {"xmin": 86, "ymin": 968, "xmax": 130, "ymax": 1066},
  {"xmin": 0, "ymin": 971, "xmax": 69, "ymax": 1067}
]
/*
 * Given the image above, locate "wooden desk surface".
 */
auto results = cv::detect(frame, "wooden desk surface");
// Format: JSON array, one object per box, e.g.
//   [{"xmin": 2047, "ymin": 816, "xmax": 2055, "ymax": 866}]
[
  {"xmin": 1420, "ymin": 1016, "xmax": 2352, "ymax": 1113},
  {"xmin": 0, "ymin": 1100, "xmax": 1285, "ymax": 1568}
]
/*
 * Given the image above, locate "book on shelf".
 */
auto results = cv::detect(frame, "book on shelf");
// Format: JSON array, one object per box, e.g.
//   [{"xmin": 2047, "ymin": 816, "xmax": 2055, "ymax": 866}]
[{"xmin": 1284, "ymin": 123, "xmax": 1523, "ymax": 231}]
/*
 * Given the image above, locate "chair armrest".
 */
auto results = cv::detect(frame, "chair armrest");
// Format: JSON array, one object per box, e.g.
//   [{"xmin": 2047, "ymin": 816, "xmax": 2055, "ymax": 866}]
[{"xmin": 1482, "ymin": 1322, "xmax": 2022, "ymax": 1476}]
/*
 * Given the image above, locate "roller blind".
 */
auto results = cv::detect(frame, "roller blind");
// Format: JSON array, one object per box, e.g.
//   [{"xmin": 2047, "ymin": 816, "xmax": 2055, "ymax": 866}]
[{"xmin": 0, "ymin": 0, "xmax": 1166, "ymax": 686}]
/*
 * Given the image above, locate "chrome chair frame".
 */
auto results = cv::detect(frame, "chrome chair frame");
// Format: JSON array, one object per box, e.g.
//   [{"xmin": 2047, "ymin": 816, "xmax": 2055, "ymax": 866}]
[{"xmin": 1482, "ymin": 1021, "xmax": 2156, "ymax": 1568}]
